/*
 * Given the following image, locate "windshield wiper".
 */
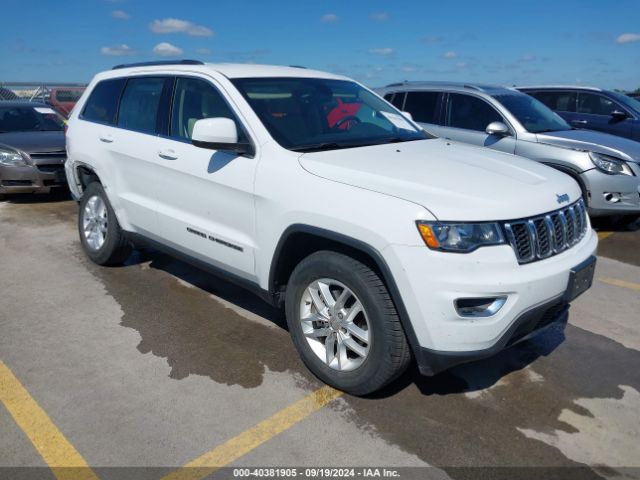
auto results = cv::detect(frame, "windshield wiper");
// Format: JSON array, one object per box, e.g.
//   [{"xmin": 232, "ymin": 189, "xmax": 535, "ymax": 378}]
[{"xmin": 290, "ymin": 142, "xmax": 364, "ymax": 153}]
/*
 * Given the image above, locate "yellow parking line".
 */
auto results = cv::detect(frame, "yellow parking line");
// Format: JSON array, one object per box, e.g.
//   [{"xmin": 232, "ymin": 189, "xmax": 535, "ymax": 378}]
[
  {"xmin": 161, "ymin": 385, "xmax": 343, "ymax": 480},
  {"xmin": 598, "ymin": 277, "xmax": 640, "ymax": 292},
  {"xmin": 0, "ymin": 361, "xmax": 99, "ymax": 480},
  {"xmin": 597, "ymin": 231, "xmax": 614, "ymax": 241}
]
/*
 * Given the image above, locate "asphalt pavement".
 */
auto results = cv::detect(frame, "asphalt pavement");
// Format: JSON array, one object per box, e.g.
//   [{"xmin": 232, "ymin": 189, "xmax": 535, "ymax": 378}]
[{"xmin": 1, "ymin": 192, "xmax": 639, "ymax": 480}]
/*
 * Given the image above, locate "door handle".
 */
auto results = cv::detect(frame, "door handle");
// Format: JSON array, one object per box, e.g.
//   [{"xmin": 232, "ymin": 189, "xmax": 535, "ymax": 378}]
[
  {"xmin": 572, "ymin": 120, "xmax": 588, "ymax": 125},
  {"xmin": 99, "ymin": 134, "xmax": 113, "ymax": 143},
  {"xmin": 158, "ymin": 149, "xmax": 178, "ymax": 160}
]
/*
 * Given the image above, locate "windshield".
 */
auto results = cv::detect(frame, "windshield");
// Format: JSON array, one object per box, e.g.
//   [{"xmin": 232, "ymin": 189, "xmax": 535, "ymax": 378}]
[
  {"xmin": 231, "ymin": 77, "xmax": 429, "ymax": 151},
  {"xmin": 0, "ymin": 106, "xmax": 65, "ymax": 133},
  {"xmin": 492, "ymin": 93, "xmax": 571, "ymax": 133},
  {"xmin": 611, "ymin": 91, "xmax": 640, "ymax": 113}
]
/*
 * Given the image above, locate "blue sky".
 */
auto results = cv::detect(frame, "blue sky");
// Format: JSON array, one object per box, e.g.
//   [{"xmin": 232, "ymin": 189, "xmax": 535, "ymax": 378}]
[{"xmin": 2, "ymin": 0, "xmax": 639, "ymax": 89}]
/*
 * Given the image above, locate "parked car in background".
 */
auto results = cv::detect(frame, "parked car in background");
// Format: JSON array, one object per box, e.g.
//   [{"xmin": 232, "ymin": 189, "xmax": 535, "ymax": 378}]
[
  {"xmin": 518, "ymin": 86, "xmax": 640, "ymax": 142},
  {"xmin": 0, "ymin": 101, "xmax": 68, "ymax": 199},
  {"xmin": 65, "ymin": 61, "xmax": 597, "ymax": 394},
  {"xmin": 626, "ymin": 92, "xmax": 640, "ymax": 101},
  {"xmin": 377, "ymin": 82, "xmax": 640, "ymax": 219},
  {"xmin": 49, "ymin": 87, "xmax": 85, "ymax": 117}
]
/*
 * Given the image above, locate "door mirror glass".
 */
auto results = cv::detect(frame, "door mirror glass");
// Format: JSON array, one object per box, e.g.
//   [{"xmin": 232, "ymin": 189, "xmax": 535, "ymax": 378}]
[
  {"xmin": 192, "ymin": 118, "xmax": 253, "ymax": 155},
  {"xmin": 485, "ymin": 121, "xmax": 510, "ymax": 136}
]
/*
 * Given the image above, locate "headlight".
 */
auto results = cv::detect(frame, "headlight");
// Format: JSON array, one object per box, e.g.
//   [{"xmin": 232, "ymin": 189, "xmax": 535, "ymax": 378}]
[
  {"xmin": 416, "ymin": 221, "xmax": 505, "ymax": 252},
  {"xmin": 589, "ymin": 152, "xmax": 633, "ymax": 176},
  {"xmin": 0, "ymin": 147, "xmax": 28, "ymax": 167}
]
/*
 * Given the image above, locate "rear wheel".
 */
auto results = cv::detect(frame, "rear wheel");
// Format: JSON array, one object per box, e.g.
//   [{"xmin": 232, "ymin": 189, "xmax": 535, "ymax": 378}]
[
  {"xmin": 78, "ymin": 182, "xmax": 131, "ymax": 266},
  {"xmin": 285, "ymin": 251, "xmax": 410, "ymax": 395}
]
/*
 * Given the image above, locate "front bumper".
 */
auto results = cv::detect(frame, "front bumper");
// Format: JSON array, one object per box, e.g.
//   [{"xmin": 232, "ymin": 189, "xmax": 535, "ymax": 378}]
[
  {"xmin": 415, "ymin": 295, "xmax": 569, "ymax": 375},
  {"xmin": 383, "ymin": 227, "xmax": 598, "ymax": 374},
  {"xmin": 581, "ymin": 165, "xmax": 640, "ymax": 217},
  {"xmin": 0, "ymin": 162, "xmax": 67, "ymax": 195}
]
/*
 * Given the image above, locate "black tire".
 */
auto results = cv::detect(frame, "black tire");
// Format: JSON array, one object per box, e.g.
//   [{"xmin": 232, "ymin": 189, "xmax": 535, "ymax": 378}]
[
  {"xmin": 285, "ymin": 251, "xmax": 411, "ymax": 395},
  {"xmin": 78, "ymin": 182, "xmax": 132, "ymax": 266}
]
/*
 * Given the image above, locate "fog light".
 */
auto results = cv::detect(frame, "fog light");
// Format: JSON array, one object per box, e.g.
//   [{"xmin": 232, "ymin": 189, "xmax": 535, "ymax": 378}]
[
  {"xmin": 455, "ymin": 296, "xmax": 507, "ymax": 318},
  {"xmin": 603, "ymin": 192, "xmax": 622, "ymax": 203}
]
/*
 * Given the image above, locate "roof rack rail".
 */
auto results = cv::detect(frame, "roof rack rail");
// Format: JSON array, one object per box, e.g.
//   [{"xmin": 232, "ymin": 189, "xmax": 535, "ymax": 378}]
[
  {"xmin": 112, "ymin": 59, "xmax": 204, "ymax": 70},
  {"xmin": 462, "ymin": 84, "xmax": 482, "ymax": 91},
  {"xmin": 289, "ymin": 65, "xmax": 307, "ymax": 69}
]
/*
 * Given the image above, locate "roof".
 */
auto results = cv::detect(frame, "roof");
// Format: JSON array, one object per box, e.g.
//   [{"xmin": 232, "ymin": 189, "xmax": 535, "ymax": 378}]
[
  {"xmin": 516, "ymin": 85, "xmax": 603, "ymax": 92},
  {"xmin": 380, "ymin": 81, "xmax": 514, "ymax": 95},
  {"xmin": 103, "ymin": 61, "xmax": 348, "ymax": 81}
]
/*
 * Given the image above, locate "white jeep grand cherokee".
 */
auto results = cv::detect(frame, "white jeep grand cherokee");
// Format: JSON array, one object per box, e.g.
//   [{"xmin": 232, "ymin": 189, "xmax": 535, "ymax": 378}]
[{"xmin": 65, "ymin": 61, "xmax": 597, "ymax": 395}]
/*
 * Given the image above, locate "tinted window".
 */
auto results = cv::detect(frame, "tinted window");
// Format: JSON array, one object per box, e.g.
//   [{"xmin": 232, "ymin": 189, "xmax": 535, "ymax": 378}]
[
  {"xmin": 232, "ymin": 78, "xmax": 428, "ymax": 151},
  {"xmin": 403, "ymin": 91, "xmax": 439, "ymax": 123},
  {"xmin": 0, "ymin": 106, "xmax": 65, "ymax": 132},
  {"xmin": 446, "ymin": 94, "xmax": 502, "ymax": 131},
  {"xmin": 577, "ymin": 92, "xmax": 620, "ymax": 116},
  {"xmin": 493, "ymin": 93, "xmax": 570, "ymax": 133},
  {"xmin": 530, "ymin": 90, "xmax": 576, "ymax": 112},
  {"xmin": 170, "ymin": 77, "xmax": 246, "ymax": 142},
  {"xmin": 117, "ymin": 77, "xmax": 166, "ymax": 134},
  {"xmin": 81, "ymin": 79, "xmax": 126, "ymax": 124}
]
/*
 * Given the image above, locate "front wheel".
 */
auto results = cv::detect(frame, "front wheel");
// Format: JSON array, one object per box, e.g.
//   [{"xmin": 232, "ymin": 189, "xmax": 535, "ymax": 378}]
[
  {"xmin": 78, "ymin": 182, "xmax": 132, "ymax": 266},
  {"xmin": 285, "ymin": 251, "xmax": 411, "ymax": 395}
]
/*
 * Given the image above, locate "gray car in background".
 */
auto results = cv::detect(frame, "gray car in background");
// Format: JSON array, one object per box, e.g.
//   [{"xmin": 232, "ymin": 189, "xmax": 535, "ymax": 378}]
[
  {"xmin": 377, "ymin": 82, "xmax": 640, "ymax": 218},
  {"xmin": 0, "ymin": 101, "xmax": 67, "ymax": 200}
]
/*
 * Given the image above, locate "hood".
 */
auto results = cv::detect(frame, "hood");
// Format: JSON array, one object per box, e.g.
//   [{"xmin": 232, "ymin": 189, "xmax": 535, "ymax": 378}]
[
  {"xmin": 299, "ymin": 138, "xmax": 581, "ymax": 221},
  {"xmin": 0, "ymin": 131, "xmax": 65, "ymax": 155},
  {"xmin": 536, "ymin": 129, "xmax": 640, "ymax": 163}
]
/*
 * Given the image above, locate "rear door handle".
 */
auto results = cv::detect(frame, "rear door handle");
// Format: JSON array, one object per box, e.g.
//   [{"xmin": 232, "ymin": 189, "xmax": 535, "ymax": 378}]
[
  {"xmin": 99, "ymin": 134, "xmax": 114, "ymax": 143},
  {"xmin": 572, "ymin": 120, "xmax": 588, "ymax": 125},
  {"xmin": 158, "ymin": 149, "xmax": 178, "ymax": 160}
]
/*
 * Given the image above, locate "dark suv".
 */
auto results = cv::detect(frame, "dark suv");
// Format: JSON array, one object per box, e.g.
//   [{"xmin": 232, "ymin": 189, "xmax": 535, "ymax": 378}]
[{"xmin": 518, "ymin": 86, "xmax": 640, "ymax": 142}]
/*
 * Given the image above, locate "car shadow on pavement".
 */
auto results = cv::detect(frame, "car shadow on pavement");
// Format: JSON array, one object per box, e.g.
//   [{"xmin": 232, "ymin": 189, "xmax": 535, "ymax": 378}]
[
  {"xmin": 368, "ymin": 322, "xmax": 567, "ymax": 400},
  {"xmin": 1, "ymin": 190, "xmax": 72, "ymax": 204},
  {"xmin": 125, "ymin": 248, "xmax": 287, "ymax": 329}
]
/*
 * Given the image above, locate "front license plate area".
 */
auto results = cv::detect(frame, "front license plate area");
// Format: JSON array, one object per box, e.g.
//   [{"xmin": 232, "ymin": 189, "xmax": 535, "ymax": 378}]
[{"xmin": 564, "ymin": 256, "xmax": 596, "ymax": 302}]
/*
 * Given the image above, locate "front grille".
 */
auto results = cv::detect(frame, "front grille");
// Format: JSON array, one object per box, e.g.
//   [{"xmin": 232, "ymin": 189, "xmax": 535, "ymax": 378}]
[
  {"xmin": 503, "ymin": 199, "xmax": 588, "ymax": 264},
  {"xmin": 29, "ymin": 151, "xmax": 66, "ymax": 159}
]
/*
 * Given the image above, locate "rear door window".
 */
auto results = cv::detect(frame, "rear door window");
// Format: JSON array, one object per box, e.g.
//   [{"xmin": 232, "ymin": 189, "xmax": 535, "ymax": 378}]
[
  {"xmin": 81, "ymin": 78, "xmax": 126, "ymax": 125},
  {"xmin": 445, "ymin": 93, "xmax": 502, "ymax": 131},
  {"xmin": 117, "ymin": 77, "xmax": 168, "ymax": 134},
  {"xmin": 577, "ymin": 92, "xmax": 623, "ymax": 116},
  {"xmin": 403, "ymin": 91, "xmax": 440, "ymax": 123},
  {"xmin": 530, "ymin": 91, "xmax": 577, "ymax": 112}
]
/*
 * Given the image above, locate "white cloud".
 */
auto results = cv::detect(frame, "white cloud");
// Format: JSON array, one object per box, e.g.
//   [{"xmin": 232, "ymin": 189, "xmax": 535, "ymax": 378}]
[
  {"xmin": 370, "ymin": 12, "xmax": 388, "ymax": 21},
  {"xmin": 100, "ymin": 44, "xmax": 135, "ymax": 56},
  {"xmin": 616, "ymin": 33, "xmax": 640, "ymax": 44},
  {"xmin": 111, "ymin": 10, "xmax": 130, "ymax": 20},
  {"xmin": 321, "ymin": 13, "xmax": 338, "ymax": 23},
  {"xmin": 195, "ymin": 47, "xmax": 212, "ymax": 55},
  {"xmin": 401, "ymin": 66, "xmax": 416, "ymax": 73},
  {"xmin": 443, "ymin": 51, "xmax": 458, "ymax": 59},
  {"xmin": 150, "ymin": 18, "xmax": 214, "ymax": 37},
  {"xmin": 153, "ymin": 42, "xmax": 184, "ymax": 57},
  {"xmin": 368, "ymin": 47, "xmax": 394, "ymax": 56},
  {"xmin": 456, "ymin": 62, "xmax": 467, "ymax": 68}
]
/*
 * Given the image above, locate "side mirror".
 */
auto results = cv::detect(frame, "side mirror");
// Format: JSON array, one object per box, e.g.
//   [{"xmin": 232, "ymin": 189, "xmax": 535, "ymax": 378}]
[
  {"xmin": 611, "ymin": 109, "xmax": 628, "ymax": 120},
  {"xmin": 401, "ymin": 111, "xmax": 413, "ymax": 121},
  {"xmin": 191, "ymin": 118, "xmax": 253, "ymax": 156},
  {"xmin": 486, "ymin": 121, "xmax": 510, "ymax": 136}
]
